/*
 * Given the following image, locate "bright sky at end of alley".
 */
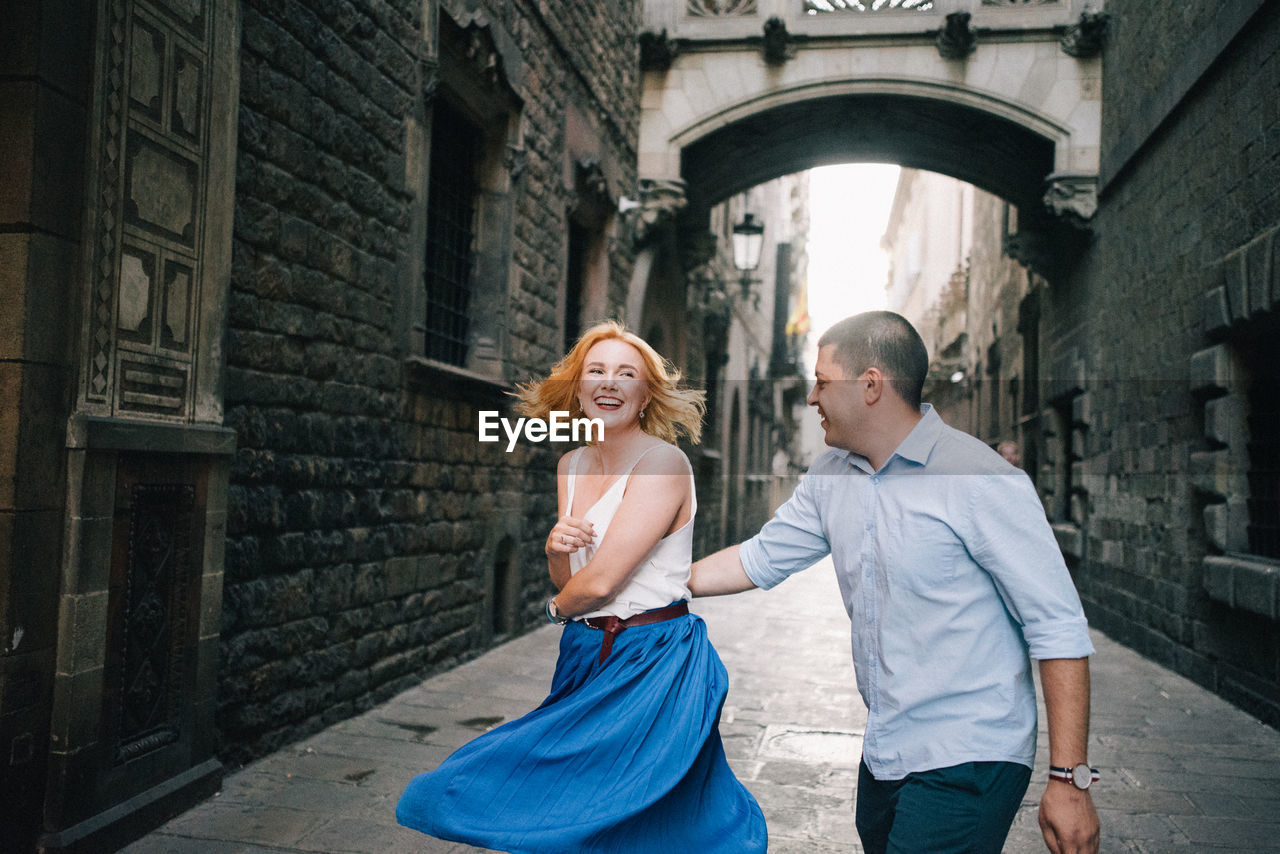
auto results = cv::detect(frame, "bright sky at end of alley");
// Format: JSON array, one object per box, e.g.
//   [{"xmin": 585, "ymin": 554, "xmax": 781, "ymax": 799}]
[{"xmin": 804, "ymin": 162, "xmax": 901, "ymax": 358}]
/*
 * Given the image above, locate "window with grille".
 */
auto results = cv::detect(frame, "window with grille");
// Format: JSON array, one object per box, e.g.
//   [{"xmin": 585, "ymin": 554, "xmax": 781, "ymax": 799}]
[
  {"xmin": 424, "ymin": 101, "xmax": 480, "ymax": 367},
  {"xmin": 1245, "ymin": 334, "xmax": 1280, "ymax": 559}
]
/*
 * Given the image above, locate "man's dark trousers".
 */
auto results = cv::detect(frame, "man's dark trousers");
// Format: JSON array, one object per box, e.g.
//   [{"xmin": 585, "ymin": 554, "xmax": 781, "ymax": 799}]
[{"xmin": 855, "ymin": 760, "xmax": 1032, "ymax": 853}]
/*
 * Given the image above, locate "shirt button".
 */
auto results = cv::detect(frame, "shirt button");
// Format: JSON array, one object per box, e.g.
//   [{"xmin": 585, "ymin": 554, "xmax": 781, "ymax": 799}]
[
  {"xmin": 865, "ymin": 521, "xmax": 874, "ymax": 532},
  {"xmin": 870, "ymin": 475, "xmax": 880, "ymax": 484}
]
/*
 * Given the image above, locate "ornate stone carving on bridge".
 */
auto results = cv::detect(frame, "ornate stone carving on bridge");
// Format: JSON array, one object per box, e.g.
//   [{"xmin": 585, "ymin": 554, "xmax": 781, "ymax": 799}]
[
  {"xmin": 639, "ymin": 29, "xmax": 679, "ymax": 72},
  {"xmin": 1060, "ymin": 11, "xmax": 1109, "ymax": 58},
  {"xmin": 628, "ymin": 178, "xmax": 688, "ymax": 248},
  {"xmin": 936, "ymin": 12, "xmax": 976, "ymax": 60},
  {"xmin": 1043, "ymin": 173, "xmax": 1098, "ymax": 230},
  {"xmin": 687, "ymin": 0, "xmax": 757, "ymax": 16},
  {"xmin": 803, "ymin": 0, "xmax": 934, "ymax": 12}
]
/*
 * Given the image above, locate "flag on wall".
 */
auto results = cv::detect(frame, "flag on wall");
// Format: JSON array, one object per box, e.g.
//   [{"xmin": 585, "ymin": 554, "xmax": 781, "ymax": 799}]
[{"xmin": 785, "ymin": 277, "xmax": 810, "ymax": 336}]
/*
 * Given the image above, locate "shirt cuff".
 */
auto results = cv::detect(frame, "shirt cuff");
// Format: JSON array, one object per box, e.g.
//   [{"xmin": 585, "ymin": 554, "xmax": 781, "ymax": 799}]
[
  {"xmin": 740, "ymin": 535, "xmax": 788, "ymax": 590},
  {"xmin": 1023, "ymin": 618, "xmax": 1096, "ymax": 660}
]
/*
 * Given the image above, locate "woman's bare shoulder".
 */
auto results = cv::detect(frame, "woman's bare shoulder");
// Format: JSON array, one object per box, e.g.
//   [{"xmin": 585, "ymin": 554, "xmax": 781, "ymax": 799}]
[
  {"xmin": 632, "ymin": 442, "xmax": 690, "ymax": 477},
  {"xmin": 556, "ymin": 446, "xmax": 585, "ymax": 475}
]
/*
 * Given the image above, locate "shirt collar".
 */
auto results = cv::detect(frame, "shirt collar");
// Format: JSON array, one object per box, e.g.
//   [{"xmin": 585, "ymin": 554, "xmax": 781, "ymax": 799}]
[
  {"xmin": 838, "ymin": 403, "xmax": 942, "ymax": 473},
  {"xmin": 893, "ymin": 403, "xmax": 942, "ymax": 466}
]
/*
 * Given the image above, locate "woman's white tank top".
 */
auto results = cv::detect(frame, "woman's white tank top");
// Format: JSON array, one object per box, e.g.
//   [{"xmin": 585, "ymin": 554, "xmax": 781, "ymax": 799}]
[{"xmin": 566, "ymin": 444, "xmax": 696, "ymax": 620}]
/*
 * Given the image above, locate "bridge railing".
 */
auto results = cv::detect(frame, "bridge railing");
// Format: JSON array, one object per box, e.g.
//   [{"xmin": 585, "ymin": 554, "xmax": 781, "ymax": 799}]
[{"xmin": 644, "ymin": 0, "xmax": 1095, "ymax": 41}]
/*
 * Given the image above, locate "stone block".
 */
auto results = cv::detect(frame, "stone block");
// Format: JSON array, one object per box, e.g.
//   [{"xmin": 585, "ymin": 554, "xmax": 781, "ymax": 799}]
[
  {"xmin": 46, "ymin": 666, "xmax": 103, "ymax": 751},
  {"xmin": 1273, "ymin": 224, "xmax": 1280, "ymax": 311},
  {"xmin": 1202, "ymin": 555, "xmax": 1234, "ymax": 605},
  {"xmin": 1224, "ymin": 249, "xmax": 1249, "ymax": 324},
  {"xmin": 1189, "ymin": 344, "xmax": 1231, "ymax": 398},
  {"xmin": 1246, "ymin": 231, "xmax": 1273, "ymax": 316},
  {"xmin": 1203, "ymin": 394, "xmax": 1247, "ymax": 449},
  {"xmin": 1234, "ymin": 563, "xmax": 1279, "ymax": 620}
]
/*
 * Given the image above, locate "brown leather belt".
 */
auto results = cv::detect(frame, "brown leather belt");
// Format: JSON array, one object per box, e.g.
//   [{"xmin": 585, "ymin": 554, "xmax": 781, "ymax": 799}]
[{"xmin": 582, "ymin": 602, "xmax": 689, "ymax": 663}]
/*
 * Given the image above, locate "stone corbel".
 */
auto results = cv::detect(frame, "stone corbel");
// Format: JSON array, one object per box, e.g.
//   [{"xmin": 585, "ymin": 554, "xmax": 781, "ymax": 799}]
[
  {"xmin": 936, "ymin": 12, "xmax": 976, "ymax": 60},
  {"xmin": 762, "ymin": 17, "xmax": 793, "ymax": 65},
  {"xmin": 421, "ymin": 58, "xmax": 441, "ymax": 104},
  {"xmin": 629, "ymin": 178, "xmax": 687, "ymax": 248},
  {"xmin": 680, "ymin": 230, "xmax": 722, "ymax": 312},
  {"xmin": 639, "ymin": 29, "xmax": 678, "ymax": 72},
  {"xmin": 679, "ymin": 229, "xmax": 718, "ymax": 274},
  {"xmin": 1060, "ymin": 11, "xmax": 1109, "ymax": 58},
  {"xmin": 575, "ymin": 157, "xmax": 610, "ymax": 204},
  {"xmin": 505, "ymin": 144, "xmax": 526, "ymax": 181},
  {"xmin": 1043, "ymin": 173, "xmax": 1098, "ymax": 230}
]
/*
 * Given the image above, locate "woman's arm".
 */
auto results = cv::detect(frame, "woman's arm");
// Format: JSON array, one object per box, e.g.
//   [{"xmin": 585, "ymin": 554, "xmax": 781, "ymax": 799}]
[
  {"xmin": 545, "ymin": 450, "xmax": 594, "ymax": 590},
  {"xmin": 551, "ymin": 446, "xmax": 688, "ymax": 618}
]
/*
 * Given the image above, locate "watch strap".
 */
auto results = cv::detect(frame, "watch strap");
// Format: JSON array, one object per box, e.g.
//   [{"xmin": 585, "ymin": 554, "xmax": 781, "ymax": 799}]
[{"xmin": 1048, "ymin": 765, "xmax": 1100, "ymax": 785}]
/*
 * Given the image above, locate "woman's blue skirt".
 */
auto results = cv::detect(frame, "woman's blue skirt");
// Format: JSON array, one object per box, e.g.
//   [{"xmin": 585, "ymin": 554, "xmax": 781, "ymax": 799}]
[{"xmin": 395, "ymin": 611, "xmax": 767, "ymax": 853}]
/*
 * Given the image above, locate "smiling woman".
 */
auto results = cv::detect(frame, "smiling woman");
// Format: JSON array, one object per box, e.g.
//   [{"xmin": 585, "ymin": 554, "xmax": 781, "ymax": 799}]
[{"xmin": 396, "ymin": 320, "xmax": 766, "ymax": 854}]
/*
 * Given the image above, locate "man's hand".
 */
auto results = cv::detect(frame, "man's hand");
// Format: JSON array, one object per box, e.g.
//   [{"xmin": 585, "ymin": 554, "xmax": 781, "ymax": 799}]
[{"xmin": 1038, "ymin": 782, "xmax": 1099, "ymax": 853}]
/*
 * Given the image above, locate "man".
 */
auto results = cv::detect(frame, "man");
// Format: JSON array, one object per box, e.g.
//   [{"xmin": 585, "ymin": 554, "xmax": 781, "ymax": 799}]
[
  {"xmin": 690, "ymin": 311, "xmax": 1099, "ymax": 854},
  {"xmin": 998, "ymin": 439, "xmax": 1022, "ymax": 468}
]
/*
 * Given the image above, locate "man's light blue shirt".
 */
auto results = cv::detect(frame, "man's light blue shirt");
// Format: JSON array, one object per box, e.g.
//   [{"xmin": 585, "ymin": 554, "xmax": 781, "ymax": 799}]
[{"xmin": 740, "ymin": 405, "xmax": 1094, "ymax": 780}]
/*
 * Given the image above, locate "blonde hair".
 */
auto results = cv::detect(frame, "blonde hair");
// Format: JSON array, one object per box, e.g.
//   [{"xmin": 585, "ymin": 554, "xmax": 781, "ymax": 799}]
[{"xmin": 514, "ymin": 320, "xmax": 705, "ymax": 445}]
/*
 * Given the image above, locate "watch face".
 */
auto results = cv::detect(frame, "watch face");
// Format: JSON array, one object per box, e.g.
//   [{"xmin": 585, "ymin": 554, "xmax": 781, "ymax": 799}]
[{"xmin": 1072, "ymin": 763, "xmax": 1092, "ymax": 790}]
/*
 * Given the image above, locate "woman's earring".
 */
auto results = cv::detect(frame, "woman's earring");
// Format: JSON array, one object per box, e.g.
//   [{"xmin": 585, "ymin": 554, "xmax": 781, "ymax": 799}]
[{"xmin": 639, "ymin": 407, "xmax": 646, "ymax": 420}]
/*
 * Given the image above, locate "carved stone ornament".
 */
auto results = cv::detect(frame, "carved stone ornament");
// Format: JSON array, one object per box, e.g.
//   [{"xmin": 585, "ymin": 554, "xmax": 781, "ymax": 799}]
[
  {"xmin": 505, "ymin": 144, "xmax": 526, "ymax": 181},
  {"xmin": 680, "ymin": 229, "xmax": 719, "ymax": 273},
  {"xmin": 638, "ymin": 29, "xmax": 678, "ymax": 72},
  {"xmin": 936, "ymin": 12, "xmax": 976, "ymax": 60},
  {"xmin": 687, "ymin": 0, "xmax": 758, "ymax": 16},
  {"xmin": 454, "ymin": 14, "xmax": 506, "ymax": 88},
  {"xmin": 1061, "ymin": 11, "xmax": 1109, "ymax": 58},
  {"xmin": 762, "ymin": 17, "xmax": 792, "ymax": 65},
  {"xmin": 1005, "ymin": 227, "xmax": 1057, "ymax": 280},
  {"xmin": 421, "ymin": 58, "xmax": 441, "ymax": 104},
  {"xmin": 1043, "ymin": 173, "xmax": 1098, "ymax": 229},
  {"xmin": 630, "ymin": 178, "xmax": 688, "ymax": 247},
  {"xmin": 575, "ymin": 157, "xmax": 610, "ymax": 203}
]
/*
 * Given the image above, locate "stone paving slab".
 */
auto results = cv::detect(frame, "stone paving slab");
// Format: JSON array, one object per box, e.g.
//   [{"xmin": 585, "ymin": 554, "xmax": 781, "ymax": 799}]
[{"xmin": 125, "ymin": 560, "xmax": 1280, "ymax": 853}]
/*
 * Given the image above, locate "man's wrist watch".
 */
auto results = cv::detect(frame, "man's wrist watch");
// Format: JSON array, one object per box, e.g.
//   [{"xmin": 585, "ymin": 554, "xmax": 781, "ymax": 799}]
[
  {"xmin": 545, "ymin": 596, "xmax": 568, "ymax": 625},
  {"xmin": 1048, "ymin": 763, "xmax": 1099, "ymax": 790}
]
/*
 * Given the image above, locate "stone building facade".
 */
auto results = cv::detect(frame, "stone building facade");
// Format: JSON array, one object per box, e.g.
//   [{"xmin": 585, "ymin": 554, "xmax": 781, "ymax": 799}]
[
  {"xmin": 1054, "ymin": 0, "xmax": 1280, "ymax": 726},
  {"xmin": 0, "ymin": 0, "xmax": 652, "ymax": 849},
  {"xmin": 888, "ymin": 2, "xmax": 1280, "ymax": 727},
  {"xmin": 702, "ymin": 177, "xmax": 811, "ymax": 549}
]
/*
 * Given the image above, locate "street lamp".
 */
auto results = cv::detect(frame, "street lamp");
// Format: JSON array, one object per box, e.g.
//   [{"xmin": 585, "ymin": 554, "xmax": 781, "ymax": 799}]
[{"xmin": 731, "ymin": 212, "xmax": 765, "ymax": 301}]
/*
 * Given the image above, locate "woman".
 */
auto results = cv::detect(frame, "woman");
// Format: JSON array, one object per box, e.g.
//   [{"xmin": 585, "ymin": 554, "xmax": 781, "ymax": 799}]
[{"xmin": 396, "ymin": 321, "xmax": 766, "ymax": 853}]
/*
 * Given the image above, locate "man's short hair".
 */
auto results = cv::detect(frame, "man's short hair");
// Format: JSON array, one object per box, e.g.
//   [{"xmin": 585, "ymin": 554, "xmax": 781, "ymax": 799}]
[{"xmin": 817, "ymin": 311, "xmax": 929, "ymax": 409}]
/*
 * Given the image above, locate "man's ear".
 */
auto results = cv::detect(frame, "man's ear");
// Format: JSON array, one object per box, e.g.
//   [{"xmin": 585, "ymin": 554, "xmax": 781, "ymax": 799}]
[{"xmin": 863, "ymin": 367, "xmax": 885, "ymax": 405}]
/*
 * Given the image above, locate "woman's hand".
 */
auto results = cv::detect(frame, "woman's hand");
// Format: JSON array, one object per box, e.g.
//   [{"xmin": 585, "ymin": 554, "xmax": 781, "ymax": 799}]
[{"xmin": 546, "ymin": 516, "xmax": 595, "ymax": 557}]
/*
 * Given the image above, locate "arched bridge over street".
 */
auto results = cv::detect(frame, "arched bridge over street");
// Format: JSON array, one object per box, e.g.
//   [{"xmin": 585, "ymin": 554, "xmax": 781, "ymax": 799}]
[{"xmin": 627, "ymin": 0, "xmax": 1106, "ymax": 310}]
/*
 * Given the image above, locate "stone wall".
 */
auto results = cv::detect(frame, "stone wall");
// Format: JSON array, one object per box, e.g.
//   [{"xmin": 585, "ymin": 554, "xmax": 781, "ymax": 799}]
[
  {"xmin": 219, "ymin": 0, "xmax": 639, "ymax": 763},
  {"xmin": 1055, "ymin": 1, "xmax": 1280, "ymax": 725}
]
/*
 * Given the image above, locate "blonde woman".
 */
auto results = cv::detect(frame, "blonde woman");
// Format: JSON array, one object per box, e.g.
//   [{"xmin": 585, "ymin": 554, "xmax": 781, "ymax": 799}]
[{"xmin": 397, "ymin": 321, "xmax": 766, "ymax": 853}]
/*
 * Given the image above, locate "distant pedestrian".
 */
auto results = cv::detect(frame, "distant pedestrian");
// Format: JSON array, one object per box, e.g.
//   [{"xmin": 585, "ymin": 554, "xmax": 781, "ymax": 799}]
[
  {"xmin": 690, "ymin": 311, "xmax": 1099, "ymax": 854},
  {"xmin": 396, "ymin": 321, "xmax": 766, "ymax": 853},
  {"xmin": 998, "ymin": 439, "xmax": 1022, "ymax": 467}
]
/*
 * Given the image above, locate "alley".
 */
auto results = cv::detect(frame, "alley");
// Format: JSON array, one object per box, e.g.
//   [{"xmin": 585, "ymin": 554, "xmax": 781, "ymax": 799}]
[{"xmin": 125, "ymin": 562, "xmax": 1280, "ymax": 854}]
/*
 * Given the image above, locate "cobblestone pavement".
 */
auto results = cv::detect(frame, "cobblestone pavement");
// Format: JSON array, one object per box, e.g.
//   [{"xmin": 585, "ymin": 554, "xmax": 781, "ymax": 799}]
[{"xmin": 126, "ymin": 560, "xmax": 1280, "ymax": 853}]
